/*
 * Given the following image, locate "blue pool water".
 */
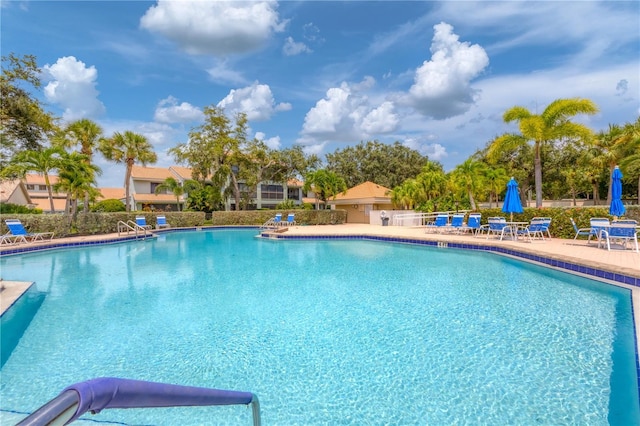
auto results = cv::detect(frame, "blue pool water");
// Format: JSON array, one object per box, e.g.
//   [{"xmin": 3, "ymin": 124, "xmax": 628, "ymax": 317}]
[{"xmin": 0, "ymin": 229, "xmax": 638, "ymax": 425}]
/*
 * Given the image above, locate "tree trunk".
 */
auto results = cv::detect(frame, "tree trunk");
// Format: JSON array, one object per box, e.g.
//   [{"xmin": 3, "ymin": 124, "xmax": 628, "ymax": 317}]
[
  {"xmin": 125, "ymin": 160, "xmax": 133, "ymax": 212},
  {"xmin": 44, "ymin": 174, "xmax": 56, "ymax": 212},
  {"xmin": 606, "ymin": 164, "xmax": 614, "ymax": 204},
  {"xmin": 468, "ymin": 190, "xmax": 477, "ymax": 211},
  {"xmin": 229, "ymin": 173, "xmax": 241, "ymax": 211},
  {"xmin": 534, "ymin": 142, "xmax": 543, "ymax": 208}
]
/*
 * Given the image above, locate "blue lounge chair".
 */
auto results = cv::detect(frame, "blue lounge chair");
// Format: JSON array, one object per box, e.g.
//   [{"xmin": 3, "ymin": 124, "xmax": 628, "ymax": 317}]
[
  {"xmin": 570, "ymin": 218, "xmax": 591, "ymax": 240},
  {"xmin": 598, "ymin": 220, "xmax": 638, "ymax": 252},
  {"xmin": 283, "ymin": 213, "xmax": 296, "ymax": 226},
  {"xmin": 4, "ymin": 219, "xmax": 54, "ymax": 243},
  {"xmin": 448, "ymin": 214, "xmax": 465, "ymax": 233},
  {"xmin": 262, "ymin": 213, "xmax": 282, "ymax": 228},
  {"xmin": 589, "ymin": 217, "xmax": 610, "ymax": 244},
  {"xmin": 466, "ymin": 213, "xmax": 482, "ymax": 236},
  {"xmin": 135, "ymin": 216, "xmax": 153, "ymax": 230},
  {"xmin": 425, "ymin": 214, "xmax": 449, "ymax": 233},
  {"xmin": 517, "ymin": 217, "xmax": 552, "ymax": 241},
  {"xmin": 156, "ymin": 215, "xmax": 170, "ymax": 229},
  {"xmin": 485, "ymin": 217, "xmax": 511, "ymax": 240}
]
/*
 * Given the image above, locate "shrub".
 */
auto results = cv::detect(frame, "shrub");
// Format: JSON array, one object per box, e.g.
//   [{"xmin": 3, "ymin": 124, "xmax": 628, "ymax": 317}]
[
  {"xmin": 91, "ymin": 199, "xmax": 126, "ymax": 212},
  {"xmin": 0, "ymin": 203, "xmax": 42, "ymax": 214}
]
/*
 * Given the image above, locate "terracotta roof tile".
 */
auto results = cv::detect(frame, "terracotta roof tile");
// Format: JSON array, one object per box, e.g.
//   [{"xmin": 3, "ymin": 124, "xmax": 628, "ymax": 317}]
[
  {"xmin": 98, "ymin": 188, "xmax": 125, "ymax": 200},
  {"xmin": 333, "ymin": 181, "xmax": 390, "ymax": 200},
  {"xmin": 24, "ymin": 173, "xmax": 60, "ymax": 185},
  {"xmin": 131, "ymin": 165, "xmax": 173, "ymax": 180}
]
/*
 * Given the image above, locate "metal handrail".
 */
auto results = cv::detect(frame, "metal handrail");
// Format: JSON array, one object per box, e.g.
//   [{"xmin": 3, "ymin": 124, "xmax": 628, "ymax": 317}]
[
  {"xmin": 117, "ymin": 221, "xmax": 149, "ymax": 237},
  {"xmin": 17, "ymin": 377, "xmax": 261, "ymax": 426}
]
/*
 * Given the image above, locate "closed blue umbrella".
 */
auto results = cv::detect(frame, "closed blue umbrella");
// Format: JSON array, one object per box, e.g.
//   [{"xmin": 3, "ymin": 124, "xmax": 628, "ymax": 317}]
[
  {"xmin": 502, "ymin": 177, "xmax": 524, "ymax": 221},
  {"xmin": 609, "ymin": 166, "xmax": 625, "ymax": 217}
]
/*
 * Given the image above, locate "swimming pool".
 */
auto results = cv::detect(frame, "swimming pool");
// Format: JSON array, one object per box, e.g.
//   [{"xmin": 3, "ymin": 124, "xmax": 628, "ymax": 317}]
[{"xmin": 1, "ymin": 229, "xmax": 638, "ymax": 425}]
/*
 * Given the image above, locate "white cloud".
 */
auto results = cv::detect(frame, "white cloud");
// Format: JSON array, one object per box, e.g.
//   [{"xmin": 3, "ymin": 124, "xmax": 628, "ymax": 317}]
[
  {"xmin": 42, "ymin": 56, "xmax": 106, "ymax": 121},
  {"xmin": 255, "ymin": 131, "xmax": 281, "ymax": 149},
  {"xmin": 402, "ymin": 137, "xmax": 448, "ymax": 161},
  {"xmin": 299, "ymin": 77, "xmax": 399, "ymax": 145},
  {"xmin": 154, "ymin": 96, "xmax": 204, "ymax": 124},
  {"xmin": 283, "ymin": 36, "xmax": 312, "ymax": 56},
  {"xmin": 360, "ymin": 102, "xmax": 399, "ymax": 134},
  {"xmin": 400, "ymin": 22, "xmax": 489, "ymax": 119},
  {"xmin": 140, "ymin": 0, "xmax": 286, "ymax": 56},
  {"xmin": 206, "ymin": 60, "xmax": 247, "ymax": 85},
  {"xmin": 217, "ymin": 82, "xmax": 291, "ymax": 121}
]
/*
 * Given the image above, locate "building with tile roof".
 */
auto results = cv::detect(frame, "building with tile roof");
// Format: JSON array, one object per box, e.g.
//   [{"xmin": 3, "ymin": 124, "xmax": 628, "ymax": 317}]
[
  {"xmin": 23, "ymin": 174, "xmax": 67, "ymax": 212},
  {"xmin": 129, "ymin": 165, "xmax": 306, "ymax": 211},
  {"xmin": 328, "ymin": 181, "xmax": 394, "ymax": 223},
  {"xmin": 0, "ymin": 179, "xmax": 33, "ymax": 208}
]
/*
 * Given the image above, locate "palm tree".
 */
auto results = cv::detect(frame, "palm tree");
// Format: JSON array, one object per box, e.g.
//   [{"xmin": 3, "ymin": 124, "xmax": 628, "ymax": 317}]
[
  {"xmin": 55, "ymin": 151, "xmax": 101, "ymax": 218},
  {"xmin": 415, "ymin": 161, "xmax": 447, "ymax": 203},
  {"xmin": 154, "ymin": 177, "xmax": 199, "ymax": 211},
  {"xmin": 303, "ymin": 169, "xmax": 347, "ymax": 209},
  {"xmin": 488, "ymin": 98, "xmax": 598, "ymax": 207},
  {"xmin": 1, "ymin": 146, "xmax": 65, "ymax": 212},
  {"xmin": 590, "ymin": 121, "xmax": 639, "ymax": 203},
  {"xmin": 619, "ymin": 118, "xmax": 640, "ymax": 203},
  {"xmin": 53, "ymin": 119, "xmax": 103, "ymax": 212},
  {"xmin": 389, "ymin": 179, "xmax": 419, "ymax": 210},
  {"xmin": 450, "ymin": 159, "xmax": 486, "ymax": 211},
  {"xmin": 98, "ymin": 131, "xmax": 157, "ymax": 211},
  {"xmin": 483, "ymin": 166, "xmax": 509, "ymax": 208}
]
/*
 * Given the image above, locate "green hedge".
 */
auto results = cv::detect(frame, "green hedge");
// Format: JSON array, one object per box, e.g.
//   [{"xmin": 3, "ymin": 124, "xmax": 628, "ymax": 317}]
[
  {"xmin": 209, "ymin": 210, "xmax": 346, "ymax": 226},
  {"xmin": 1, "ymin": 207, "xmax": 635, "ymax": 240},
  {"xmin": 0, "ymin": 210, "xmax": 347, "ymax": 238},
  {"xmin": 474, "ymin": 206, "xmax": 639, "ymax": 239}
]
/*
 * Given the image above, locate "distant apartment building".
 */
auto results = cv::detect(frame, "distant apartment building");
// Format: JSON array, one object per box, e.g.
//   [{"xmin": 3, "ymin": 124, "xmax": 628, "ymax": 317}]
[
  {"xmin": 0, "ymin": 179, "xmax": 33, "ymax": 208},
  {"xmin": 129, "ymin": 165, "xmax": 306, "ymax": 211},
  {"xmin": 127, "ymin": 165, "xmax": 194, "ymax": 211},
  {"xmin": 23, "ymin": 174, "xmax": 67, "ymax": 213}
]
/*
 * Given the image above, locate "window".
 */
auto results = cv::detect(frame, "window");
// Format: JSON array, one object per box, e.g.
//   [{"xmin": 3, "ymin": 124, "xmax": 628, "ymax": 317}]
[
  {"xmin": 261, "ymin": 184, "xmax": 284, "ymax": 200},
  {"xmin": 150, "ymin": 182, "xmax": 161, "ymax": 194},
  {"xmin": 26, "ymin": 184, "xmax": 35, "ymax": 190},
  {"xmin": 287, "ymin": 188, "xmax": 300, "ymax": 200}
]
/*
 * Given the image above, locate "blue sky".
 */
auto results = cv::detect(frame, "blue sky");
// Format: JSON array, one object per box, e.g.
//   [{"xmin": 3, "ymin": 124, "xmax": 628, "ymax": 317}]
[{"xmin": 3, "ymin": 1, "xmax": 639, "ymax": 188}]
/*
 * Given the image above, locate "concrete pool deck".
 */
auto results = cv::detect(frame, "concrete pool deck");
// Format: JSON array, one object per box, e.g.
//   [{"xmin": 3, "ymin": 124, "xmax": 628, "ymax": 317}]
[{"xmin": 1, "ymin": 223, "xmax": 639, "ymax": 354}]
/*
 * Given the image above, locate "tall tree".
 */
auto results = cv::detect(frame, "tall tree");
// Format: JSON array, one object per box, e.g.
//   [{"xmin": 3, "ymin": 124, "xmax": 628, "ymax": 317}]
[
  {"xmin": 326, "ymin": 140, "xmax": 429, "ymax": 188},
  {"xmin": 53, "ymin": 118, "xmax": 104, "ymax": 212},
  {"xmin": 590, "ymin": 118, "xmax": 640, "ymax": 203},
  {"xmin": 170, "ymin": 106, "xmax": 251, "ymax": 211},
  {"xmin": 488, "ymin": 98, "xmax": 598, "ymax": 207},
  {"xmin": 0, "ymin": 54, "xmax": 58, "ymax": 167},
  {"xmin": 154, "ymin": 177, "xmax": 199, "ymax": 211},
  {"xmin": 55, "ymin": 151, "xmax": 101, "ymax": 218},
  {"xmin": 414, "ymin": 161, "xmax": 447, "ymax": 206},
  {"xmin": 1, "ymin": 146, "xmax": 65, "ymax": 212},
  {"xmin": 99, "ymin": 131, "xmax": 157, "ymax": 211},
  {"xmin": 619, "ymin": 118, "xmax": 640, "ymax": 203},
  {"xmin": 450, "ymin": 159, "xmax": 487, "ymax": 211},
  {"xmin": 483, "ymin": 166, "xmax": 509, "ymax": 208},
  {"xmin": 303, "ymin": 169, "xmax": 347, "ymax": 209}
]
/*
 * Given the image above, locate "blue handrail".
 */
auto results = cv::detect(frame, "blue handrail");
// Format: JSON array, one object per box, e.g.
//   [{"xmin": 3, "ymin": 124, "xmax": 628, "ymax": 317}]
[{"xmin": 16, "ymin": 377, "xmax": 261, "ymax": 426}]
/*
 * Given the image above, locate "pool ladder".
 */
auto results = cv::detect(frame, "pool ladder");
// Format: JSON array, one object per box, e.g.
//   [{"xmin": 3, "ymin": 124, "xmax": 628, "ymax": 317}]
[
  {"xmin": 16, "ymin": 377, "xmax": 261, "ymax": 426},
  {"xmin": 117, "ymin": 220, "xmax": 150, "ymax": 238}
]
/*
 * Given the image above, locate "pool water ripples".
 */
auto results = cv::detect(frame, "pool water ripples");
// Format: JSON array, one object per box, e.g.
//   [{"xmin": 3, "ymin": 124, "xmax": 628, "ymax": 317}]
[{"xmin": 0, "ymin": 229, "xmax": 637, "ymax": 425}]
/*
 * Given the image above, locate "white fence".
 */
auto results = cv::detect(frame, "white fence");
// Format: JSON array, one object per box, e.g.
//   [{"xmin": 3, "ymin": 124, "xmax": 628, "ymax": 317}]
[{"xmin": 370, "ymin": 210, "xmax": 471, "ymax": 227}]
